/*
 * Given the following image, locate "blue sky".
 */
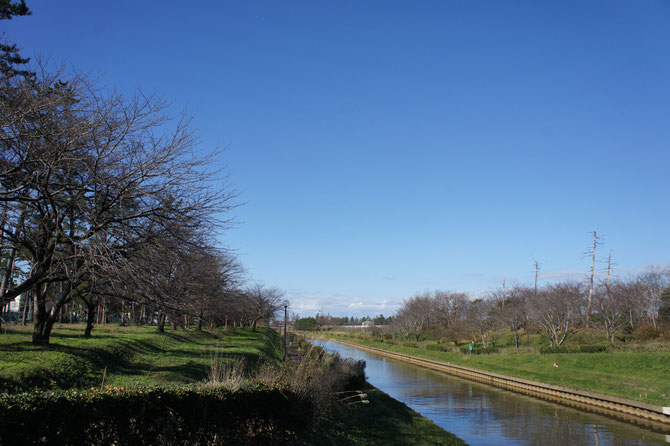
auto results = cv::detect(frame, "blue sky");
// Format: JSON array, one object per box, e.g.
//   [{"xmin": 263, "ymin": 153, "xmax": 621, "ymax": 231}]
[{"xmin": 4, "ymin": 1, "xmax": 670, "ymax": 317}]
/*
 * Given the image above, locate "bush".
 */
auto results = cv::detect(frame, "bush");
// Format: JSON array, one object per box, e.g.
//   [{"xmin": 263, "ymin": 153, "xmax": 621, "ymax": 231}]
[
  {"xmin": 0, "ymin": 384, "xmax": 314, "ymax": 445},
  {"xmin": 403, "ymin": 342, "xmax": 418, "ymax": 348},
  {"xmin": 425, "ymin": 344, "xmax": 446, "ymax": 352},
  {"xmin": 633, "ymin": 326, "xmax": 661, "ymax": 341},
  {"xmin": 294, "ymin": 317, "xmax": 316, "ymax": 331}
]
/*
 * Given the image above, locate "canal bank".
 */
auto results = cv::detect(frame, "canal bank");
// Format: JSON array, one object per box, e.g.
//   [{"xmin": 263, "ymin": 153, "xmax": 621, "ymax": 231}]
[
  {"xmin": 315, "ymin": 341, "xmax": 670, "ymax": 446},
  {"xmin": 312, "ymin": 338, "xmax": 670, "ymax": 445},
  {"xmin": 326, "ymin": 338, "xmax": 670, "ymax": 428}
]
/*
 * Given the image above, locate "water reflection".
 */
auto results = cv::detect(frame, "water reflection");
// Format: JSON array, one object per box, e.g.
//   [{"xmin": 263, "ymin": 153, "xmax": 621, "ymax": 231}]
[{"xmin": 314, "ymin": 340, "xmax": 669, "ymax": 446}]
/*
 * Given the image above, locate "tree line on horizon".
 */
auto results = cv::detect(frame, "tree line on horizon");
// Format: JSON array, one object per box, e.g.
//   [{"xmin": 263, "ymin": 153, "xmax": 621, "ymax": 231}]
[
  {"xmin": 0, "ymin": 1, "xmax": 285, "ymax": 344},
  {"xmin": 293, "ymin": 313, "xmax": 394, "ymax": 331},
  {"xmin": 388, "ymin": 266, "xmax": 670, "ymax": 348}
]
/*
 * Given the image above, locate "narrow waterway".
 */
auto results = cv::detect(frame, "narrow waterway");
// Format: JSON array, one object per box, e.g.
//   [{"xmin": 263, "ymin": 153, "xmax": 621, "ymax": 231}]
[{"xmin": 314, "ymin": 340, "xmax": 669, "ymax": 446}]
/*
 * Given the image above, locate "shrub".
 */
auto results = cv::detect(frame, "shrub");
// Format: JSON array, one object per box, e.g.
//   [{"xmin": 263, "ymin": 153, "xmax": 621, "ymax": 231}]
[
  {"xmin": 577, "ymin": 345, "xmax": 608, "ymax": 353},
  {"xmin": 633, "ymin": 326, "xmax": 661, "ymax": 341},
  {"xmin": 295, "ymin": 317, "xmax": 316, "ymax": 331},
  {"xmin": 403, "ymin": 342, "xmax": 418, "ymax": 348},
  {"xmin": 425, "ymin": 344, "xmax": 446, "ymax": 352}
]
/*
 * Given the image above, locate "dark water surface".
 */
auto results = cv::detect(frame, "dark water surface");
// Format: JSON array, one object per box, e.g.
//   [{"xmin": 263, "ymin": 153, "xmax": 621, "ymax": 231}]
[{"xmin": 313, "ymin": 340, "xmax": 669, "ymax": 446}]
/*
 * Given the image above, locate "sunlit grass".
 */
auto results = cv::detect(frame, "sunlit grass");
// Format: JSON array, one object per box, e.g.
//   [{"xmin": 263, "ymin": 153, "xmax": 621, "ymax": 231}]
[{"xmin": 0, "ymin": 323, "xmax": 283, "ymax": 391}]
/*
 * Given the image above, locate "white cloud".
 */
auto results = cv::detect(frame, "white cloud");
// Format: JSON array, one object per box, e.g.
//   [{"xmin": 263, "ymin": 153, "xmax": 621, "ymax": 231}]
[
  {"xmin": 539, "ymin": 269, "xmax": 586, "ymax": 282},
  {"xmin": 286, "ymin": 292, "xmax": 400, "ymax": 318}
]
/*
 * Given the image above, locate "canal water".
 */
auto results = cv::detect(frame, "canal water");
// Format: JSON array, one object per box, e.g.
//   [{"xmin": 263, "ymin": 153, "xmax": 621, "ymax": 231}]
[{"xmin": 314, "ymin": 340, "xmax": 669, "ymax": 446}]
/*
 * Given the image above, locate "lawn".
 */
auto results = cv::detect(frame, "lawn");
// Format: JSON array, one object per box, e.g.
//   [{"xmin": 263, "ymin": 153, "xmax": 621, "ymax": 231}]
[{"xmin": 0, "ymin": 323, "xmax": 283, "ymax": 391}]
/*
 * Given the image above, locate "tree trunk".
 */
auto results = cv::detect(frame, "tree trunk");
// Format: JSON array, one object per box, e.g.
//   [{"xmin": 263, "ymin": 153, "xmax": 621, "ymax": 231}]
[
  {"xmin": 157, "ymin": 312, "xmax": 166, "ymax": 333},
  {"xmin": 197, "ymin": 311, "xmax": 203, "ymax": 331},
  {"xmin": 21, "ymin": 290, "xmax": 29, "ymax": 326},
  {"xmin": 513, "ymin": 330, "xmax": 520, "ymax": 350},
  {"xmin": 101, "ymin": 298, "xmax": 107, "ymax": 325},
  {"xmin": 0, "ymin": 208, "xmax": 25, "ymax": 316},
  {"xmin": 32, "ymin": 282, "xmax": 72, "ymax": 345},
  {"xmin": 84, "ymin": 300, "xmax": 97, "ymax": 337},
  {"xmin": 139, "ymin": 305, "xmax": 146, "ymax": 325}
]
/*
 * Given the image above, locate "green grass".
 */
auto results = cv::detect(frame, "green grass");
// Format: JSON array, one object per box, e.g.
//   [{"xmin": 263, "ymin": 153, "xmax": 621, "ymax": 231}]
[
  {"xmin": 323, "ymin": 334, "xmax": 670, "ymax": 406},
  {"xmin": 0, "ymin": 323, "xmax": 284, "ymax": 391},
  {"xmin": 307, "ymin": 383, "xmax": 467, "ymax": 446}
]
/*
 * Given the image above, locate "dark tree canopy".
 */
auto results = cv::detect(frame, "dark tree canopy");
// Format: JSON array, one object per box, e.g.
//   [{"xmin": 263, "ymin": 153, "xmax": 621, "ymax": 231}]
[
  {"xmin": 0, "ymin": 0, "xmax": 30, "ymax": 19},
  {"xmin": 0, "ymin": 1, "xmax": 32, "ymax": 76}
]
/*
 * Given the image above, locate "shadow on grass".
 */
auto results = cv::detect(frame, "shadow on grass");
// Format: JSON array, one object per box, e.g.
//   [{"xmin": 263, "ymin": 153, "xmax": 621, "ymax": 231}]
[{"xmin": 0, "ymin": 325, "xmax": 288, "ymax": 391}]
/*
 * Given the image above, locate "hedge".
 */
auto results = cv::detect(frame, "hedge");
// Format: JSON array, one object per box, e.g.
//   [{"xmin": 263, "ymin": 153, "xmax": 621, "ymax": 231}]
[
  {"xmin": 0, "ymin": 384, "xmax": 314, "ymax": 445},
  {"xmin": 459, "ymin": 346, "xmax": 498, "ymax": 355},
  {"xmin": 538, "ymin": 345, "xmax": 608, "ymax": 354}
]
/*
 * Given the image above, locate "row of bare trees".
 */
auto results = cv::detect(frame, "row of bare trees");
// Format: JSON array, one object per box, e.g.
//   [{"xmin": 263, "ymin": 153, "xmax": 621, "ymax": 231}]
[
  {"xmin": 0, "ymin": 4, "xmax": 284, "ymax": 343},
  {"xmin": 390, "ymin": 268, "xmax": 670, "ymax": 348}
]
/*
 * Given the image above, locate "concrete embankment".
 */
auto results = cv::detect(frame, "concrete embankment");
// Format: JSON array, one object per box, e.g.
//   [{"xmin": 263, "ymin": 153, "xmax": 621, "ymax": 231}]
[{"xmin": 327, "ymin": 338, "xmax": 670, "ymax": 429}]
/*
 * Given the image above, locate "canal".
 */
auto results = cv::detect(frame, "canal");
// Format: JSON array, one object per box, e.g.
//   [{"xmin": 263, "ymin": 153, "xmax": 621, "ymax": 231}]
[{"xmin": 314, "ymin": 340, "xmax": 669, "ymax": 446}]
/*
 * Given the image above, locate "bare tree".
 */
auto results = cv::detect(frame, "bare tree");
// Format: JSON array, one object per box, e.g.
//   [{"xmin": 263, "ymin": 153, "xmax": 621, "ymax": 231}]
[
  {"xmin": 1, "ymin": 65, "xmax": 236, "ymax": 343},
  {"xmin": 489, "ymin": 285, "xmax": 529, "ymax": 350},
  {"xmin": 394, "ymin": 294, "xmax": 433, "ymax": 341},
  {"xmin": 636, "ymin": 268, "xmax": 670, "ymax": 329},
  {"xmin": 593, "ymin": 279, "xmax": 636, "ymax": 343},
  {"xmin": 244, "ymin": 284, "xmax": 283, "ymax": 332},
  {"xmin": 466, "ymin": 298, "xmax": 495, "ymax": 347},
  {"xmin": 531, "ymin": 282, "xmax": 583, "ymax": 347}
]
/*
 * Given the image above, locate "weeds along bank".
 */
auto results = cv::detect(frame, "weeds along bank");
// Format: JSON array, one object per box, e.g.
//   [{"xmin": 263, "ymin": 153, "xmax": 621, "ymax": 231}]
[
  {"xmin": 287, "ymin": 333, "xmax": 468, "ymax": 446},
  {"xmin": 320, "ymin": 330, "xmax": 670, "ymax": 407}
]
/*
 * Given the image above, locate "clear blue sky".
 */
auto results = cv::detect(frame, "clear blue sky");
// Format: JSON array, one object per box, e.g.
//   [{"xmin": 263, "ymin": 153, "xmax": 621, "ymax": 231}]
[{"xmin": 4, "ymin": 1, "xmax": 670, "ymax": 317}]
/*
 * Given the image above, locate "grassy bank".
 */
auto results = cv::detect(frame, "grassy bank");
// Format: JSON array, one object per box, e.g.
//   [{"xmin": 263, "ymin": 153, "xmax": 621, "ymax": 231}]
[
  {"xmin": 0, "ymin": 324, "xmax": 467, "ymax": 445},
  {"xmin": 0, "ymin": 323, "xmax": 283, "ymax": 391},
  {"xmin": 319, "ymin": 334, "xmax": 670, "ymax": 406},
  {"xmin": 309, "ymin": 383, "xmax": 466, "ymax": 445}
]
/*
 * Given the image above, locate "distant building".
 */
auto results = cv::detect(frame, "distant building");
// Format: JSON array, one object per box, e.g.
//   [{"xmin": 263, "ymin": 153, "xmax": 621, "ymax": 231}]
[{"xmin": 361, "ymin": 320, "xmax": 374, "ymax": 327}]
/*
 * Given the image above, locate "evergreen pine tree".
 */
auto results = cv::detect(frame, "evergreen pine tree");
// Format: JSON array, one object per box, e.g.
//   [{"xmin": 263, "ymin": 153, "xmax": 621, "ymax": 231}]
[
  {"xmin": 0, "ymin": 1, "xmax": 32, "ymax": 77},
  {"xmin": 659, "ymin": 287, "xmax": 670, "ymax": 325}
]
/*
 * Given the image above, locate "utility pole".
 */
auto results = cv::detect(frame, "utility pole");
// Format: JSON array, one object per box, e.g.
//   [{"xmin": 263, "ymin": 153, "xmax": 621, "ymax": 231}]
[
  {"xmin": 586, "ymin": 231, "xmax": 601, "ymax": 322},
  {"xmin": 533, "ymin": 259, "xmax": 541, "ymax": 297},
  {"xmin": 282, "ymin": 299, "xmax": 289, "ymax": 362},
  {"xmin": 502, "ymin": 279, "xmax": 506, "ymax": 310}
]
